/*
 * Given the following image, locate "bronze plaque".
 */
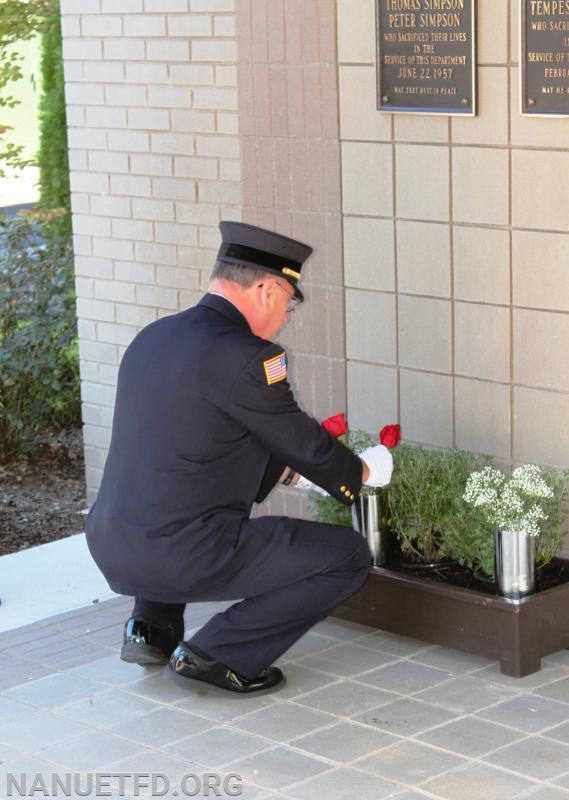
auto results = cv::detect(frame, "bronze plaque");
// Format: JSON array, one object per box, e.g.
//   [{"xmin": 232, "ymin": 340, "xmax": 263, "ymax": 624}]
[
  {"xmin": 376, "ymin": 0, "xmax": 476, "ymax": 114},
  {"xmin": 521, "ymin": 0, "xmax": 569, "ymax": 115}
]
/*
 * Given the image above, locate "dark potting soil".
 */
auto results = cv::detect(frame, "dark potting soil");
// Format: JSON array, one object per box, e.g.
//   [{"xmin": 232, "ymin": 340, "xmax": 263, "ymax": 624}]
[{"xmin": 387, "ymin": 558, "xmax": 569, "ymax": 597}]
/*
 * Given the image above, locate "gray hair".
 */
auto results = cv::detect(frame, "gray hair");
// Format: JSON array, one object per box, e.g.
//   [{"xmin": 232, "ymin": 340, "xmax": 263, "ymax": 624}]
[{"xmin": 210, "ymin": 260, "xmax": 269, "ymax": 288}]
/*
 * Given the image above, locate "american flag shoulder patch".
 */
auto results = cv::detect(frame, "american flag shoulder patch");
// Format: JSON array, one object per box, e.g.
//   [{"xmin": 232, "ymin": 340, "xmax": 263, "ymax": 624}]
[{"xmin": 263, "ymin": 352, "xmax": 287, "ymax": 385}]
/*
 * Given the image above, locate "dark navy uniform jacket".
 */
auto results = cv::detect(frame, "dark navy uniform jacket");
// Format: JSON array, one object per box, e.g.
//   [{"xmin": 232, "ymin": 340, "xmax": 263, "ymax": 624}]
[{"xmin": 85, "ymin": 294, "xmax": 363, "ymax": 602}]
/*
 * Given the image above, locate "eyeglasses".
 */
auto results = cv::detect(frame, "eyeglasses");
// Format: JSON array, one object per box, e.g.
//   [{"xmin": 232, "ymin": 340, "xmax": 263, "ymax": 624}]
[{"xmin": 274, "ymin": 281, "xmax": 302, "ymax": 313}]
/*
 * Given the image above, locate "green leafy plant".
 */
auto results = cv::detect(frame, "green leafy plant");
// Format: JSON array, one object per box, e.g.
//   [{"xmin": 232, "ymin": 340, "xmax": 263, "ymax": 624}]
[
  {"xmin": 386, "ymin": 444, "xmax": 492, "ymax": 569},
  {"xmin": 0, "ymin": 209, "xmax": 80, "ymax": 461},
  {"xmin": 0, "ymin": 0, "xmax": 56, "ymax": 175}
]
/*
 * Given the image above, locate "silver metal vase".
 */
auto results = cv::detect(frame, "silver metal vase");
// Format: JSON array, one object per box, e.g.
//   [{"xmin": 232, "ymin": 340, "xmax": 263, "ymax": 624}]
[
  {"xmin": 351, "ymin": 493, "xmax": 391, "ymax": 568},
  {"xmin": 494, "ymin": 528, "xmax": 536, "ymax": 601}
]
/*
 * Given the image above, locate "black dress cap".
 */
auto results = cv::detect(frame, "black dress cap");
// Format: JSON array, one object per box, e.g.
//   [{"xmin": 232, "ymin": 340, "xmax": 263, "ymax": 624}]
[{"xmin": 217, "ymin": 221, "xmax": 313, "ymax": 302}]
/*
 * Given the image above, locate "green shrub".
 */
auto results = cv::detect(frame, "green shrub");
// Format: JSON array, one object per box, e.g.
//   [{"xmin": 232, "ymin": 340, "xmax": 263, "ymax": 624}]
[{"xmin": 0, "ymin": 210, "xmax": 79, "ymax": 461}]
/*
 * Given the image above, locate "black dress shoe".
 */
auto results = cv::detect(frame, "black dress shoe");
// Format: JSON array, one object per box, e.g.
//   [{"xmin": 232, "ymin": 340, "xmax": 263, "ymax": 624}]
[
  {"xmin": 167, "ymin": 642, "xmax": 284, "ymax": 694},
  {"xmin": 120, "ymin": 618, "xmax": 179, "ymax": 666}
]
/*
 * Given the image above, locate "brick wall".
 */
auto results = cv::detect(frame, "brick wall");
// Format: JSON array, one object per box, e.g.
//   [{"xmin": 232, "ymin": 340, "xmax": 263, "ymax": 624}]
[{"xmin": 60, "ymin": 0, "xmax": 241, "ymax": 503}]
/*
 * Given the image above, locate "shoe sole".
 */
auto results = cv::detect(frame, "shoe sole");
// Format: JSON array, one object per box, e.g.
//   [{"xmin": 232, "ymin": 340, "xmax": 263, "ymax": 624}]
[
  {"xmin": 163, "ymin": 665, "xmax": 286, "ymax": 697},
  {"xmin": 120, "ymin": 642, "xmax": 169, "ymax": 666}
]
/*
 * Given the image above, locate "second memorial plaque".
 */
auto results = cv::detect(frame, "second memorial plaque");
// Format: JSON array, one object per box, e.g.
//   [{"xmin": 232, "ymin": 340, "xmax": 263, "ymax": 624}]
[{"xmin": 377, "ymin": 0, "xmax": 476, "ymax": 114}]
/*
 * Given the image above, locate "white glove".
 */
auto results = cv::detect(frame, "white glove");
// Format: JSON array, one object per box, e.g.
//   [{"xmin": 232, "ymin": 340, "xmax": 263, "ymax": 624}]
[
  {"xmin": 296, "ymin": 475, "xmax": 329, "ymax": 496},
  {"xmin": 360, "ymin": 444, "xmax": 393, "ymax": 487}
]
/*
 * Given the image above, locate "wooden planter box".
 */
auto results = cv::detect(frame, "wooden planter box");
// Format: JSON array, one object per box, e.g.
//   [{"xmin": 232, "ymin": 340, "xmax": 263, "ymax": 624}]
[{"xmin": 334, "ymin": 560, "xmax": 569, "ymax": 677}]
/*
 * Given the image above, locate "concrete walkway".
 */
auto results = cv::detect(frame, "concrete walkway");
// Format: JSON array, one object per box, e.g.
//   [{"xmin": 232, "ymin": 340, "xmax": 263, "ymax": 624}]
[{"xmin": 1, "ymin": 539, "xmax": 569, "ymax": 799}]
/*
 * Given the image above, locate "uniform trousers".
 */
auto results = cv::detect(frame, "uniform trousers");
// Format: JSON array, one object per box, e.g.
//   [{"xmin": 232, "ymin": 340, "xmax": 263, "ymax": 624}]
[{"xmin": 133, "ymin": 516, "xmax": 370, "ymax": 678}]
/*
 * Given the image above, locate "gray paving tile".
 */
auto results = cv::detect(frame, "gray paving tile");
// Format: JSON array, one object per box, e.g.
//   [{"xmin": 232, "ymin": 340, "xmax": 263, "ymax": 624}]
[
  {"xmin": 67, "ymin": 653, "xmax": 153, "ymax": 685},
  {"xmin": 226, "ymin": 746, "xmax": 331, "ymax": 792},
  {"xmin": 231, "ymin": 701, "xmax": 337, "ymax": 742},
  {"xmin": 517, "ymin": 786, "xmax": 569, "ymax": 799},
  {"xmin": 360, "ymin": 660, "xmax": 454, "ymax": 695},
  {"xmin": 0, "ymin": 755, "xmax": 84, "ymax": 794},
  {"xmin": 474, "ymin": 662, "xmax": 569, "ymax": 691},
  {"xmin": 311, "ymin": 618, "xmax": 376, "ymax": 641},
  {"xmin": 0, "ymin": 711, "xmax": 89, "ymax": 753},
  {"xmin": 38, "ymin": 730, "xmax": 143, "ymax": 772},
  {"xmin": 543, "ymin": 718, "xmax": 569, "ymax": 744},
  {"xmin": 56, "ymin": 687, "xmax": 161, "ymax": 728},
  {"xmin": 410, "ymin": 645, "xmax": 498, "ymax": 674},
  {"xmin": 354, "ymin": 739, "xmax": 467, "ymax": 786},
  {"xmin": 108, "ymin": 706, "xmax": 215, "ymax": 747},
  {"xmin": 0, "ymin": 665, "xmax": 59, "ymax": 692},
  {"xmin": 0, "ymin": 742, "xmax": 21, "ymax": 764},
  {"xmin": 423, "ymin": 762, "xmax": 535, "ymax": 799},
  {"xmin": 104, "ymin": 749, "xmax": 193, "ymax": 786},
  {"xmin": 543, "ymin": 650, "xmax": 569, "ymax": 669},
  {"xmin": 286, "ymin": 765, "xmax": 401, "ymax": 800},
  {"xmin": 290, "ymin": 720, "xmax": 398, "ymax": 763},
  {"xmin": 554, "ymin": 773, "xmax": 569, "ymax": 791},
  {"xmin": 297, "ymin": 642, "xmax": 396, "ymax": 678},
  {"xmin": 416, "ymin": 675, "xmax": 518, "ymax": 714},
  {"xmin": 477, "ymin": 693, "xmax": 569, "ymax": 734},
  {"xmin": 354, "ymin": 697, "xmax": 459, "ymax": 736},
  {"xmin": 482, "ymin": 735, "xmax": 569, "ymax": 780},
  {"xmin": 269, "ymin": 664, "xmax": 340, "ymax": 700},
  {"xmin": 4, "ymin": 672, "xmax": 107, "ymax": 710},
  {"xmin": 0, "ymin": 696, "xmax": 37, "ymax": 724},
  {"xmin": 532, "ymin": 676, "xmax": 569, "ymax": 705},
  {"xmin": 415, "ymin": 715, "xmax": 525, "ymax": 757},
  {"xmin": 165, "ymin": 726, "xmax": 272, "ymax": 768},
  {"xmin": 174, "ymin": 685, "xmax": 278, "ymax": 723},
  {"xmin": 281, "ymin": 633, "xmax": 343, "ymax": 660},
  {"xmin": 293, "ymin": 678, "xmax": 396, "ymax": 718},
  {"xmin": 353, "ymin": 631, "xmax": 435, "ymax": 658}
]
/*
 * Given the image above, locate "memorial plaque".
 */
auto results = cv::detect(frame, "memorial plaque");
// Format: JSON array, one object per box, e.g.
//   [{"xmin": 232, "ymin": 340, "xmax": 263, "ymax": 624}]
[
  {"xmin": 376, "ymin": 0, "xmax": 476, "ymax": 114},
  {"xmin": 521, "ymin": 0, "xmax": 569, "ymax": 116}
]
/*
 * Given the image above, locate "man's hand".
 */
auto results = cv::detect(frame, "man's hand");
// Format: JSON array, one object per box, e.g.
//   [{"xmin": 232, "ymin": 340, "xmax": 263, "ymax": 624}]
[{"xmin": 359, "ymin": 444, "xmax": 393, "ymax": 487}]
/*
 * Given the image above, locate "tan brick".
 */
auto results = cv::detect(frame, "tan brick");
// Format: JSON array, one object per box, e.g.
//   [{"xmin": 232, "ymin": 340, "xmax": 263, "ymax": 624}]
[
  {"xmin": 135, "ymin": 241, "xmax": 178, "ymax": 265},
  {"xmin": 110, "ymin": 174, "xmax": 152, "ymax": 197},
  {"xmin": 193, "ymin": 87, "xmax": 237, "ymax": 110},
  {"xmin": 62, "ymin": 38, "xmax": 102, "ymax": 61},
  {"xmin": 88, "ymin": 151, "xmax": 129, "ymax": 173},
  {"xmin": 75, "ymin": 256, "xmax": 114, "ymax": 280},
  {"xmin": 130, "ymin": 153, "xmax": 173, "ymax": 177},
  {"xmin": 105, "ymin": 84, "xmax": 147, "ymax": 107},
  {"xmin": 150, "ymin": 132, "xmax": 196, "ymax": 155},
  {"xmin": 191, "ymin": 0, "xmax": 234, "ymax": 9},
  {"xmin": 95, "ymin": 280, "xmax": 134, "ymax": 303},
  {"xmin": 107, "ymin": 130, "xmax": 150, "ymax": 152},
  {"xmin": 220, "ymin": 160, "xmax": 240, "ymax": 181},
  {"xmin": 156, "ymin": 265, "xmax": 201, "ymax": 289},
  {"xmin": 81, "ymin": 15, "xmax": 123, "ymax": 36},
  {"xmin": 174, "ymin": 156, "xmax": 217, "ymax": 179},
  {"xmin": 192, "ymin": 39, "xmax": 236, "ymax": 63},
  {"xmin": 101, "ymin": 0, "xmax": 143, "ymax": 10},
  {"xmin": 171, "ymin": 110, "xmax": 215, "ymax": 132},
  {"xmin": 93, "ymin": 236, "xmax": 135, "ymax": 261},
  {"xmin": 136, "ymin": 284, "xmax": 179, "ymax": 309},
  {"xmin": 154, "ymin": 222, "xmax": 198, "ymax": 246},
  {"xmin": 70, "ymin": 171, "xmax": 110, "ymax": 194},
  {"xmin": 84, "ymin": 62, "xmax": 125, "ymax": 82},
  {"xmin": 91, "ymin": 195, "xmax": 132, "ymax": 218},
  {"xmin": 73, "ymin": 235, "xmax": 93, "ymax": 257},
  {"xmin": 146, "ymin": 40, "xmax": 189, "ymax": 61},
  {"xmin": 61, "ymin": 15, "xmax": 80, "ymax": 37},
  {"xmin": 128, "ymin": 108, "xmax": 170, "ymax": 130},
  {"xmin": 175, "ymin": 202, "xmax": 219, "ymax": 225},
  {"xmin": 116, "ymin": 302, "xmax": 157, "ymax": 326},
  {"xmin": 103, "ymin": 38, "xmax": 145, "ymax": 60},
  {"xmin": 125, "ymin": 63, "xmax": 169, "ymax": 83},
  {"xmin": 111, "ymin": 218, "xmax": 154, "ymax": 242},
  {"xmin": 179, "ymin": 289, "xmax": 203, "ymax": 308},
  {"xmin": 79, "ymin": 361, "xmax": 99, "ymax": 383},
  {"xmin": 152, "ymin": 177, "xmax": 196, "ymax": 201},
  {"xmin": 132, "ymin": 197, "xmax": 175, "ymax": 221},
  {"xmin": 123, "ymin": 14, "xmax": 166, "ymax": 36},
  {"xmin": 65, "ymin": 83, "xmax": 104, "ymax": 105},
  {"xmin": 70, "ymin": 193, "xmax": 90, "ymax": 215},
  {"xmin": 178, "ymin": 245, "xmax": 218, "ymax": 269},
  {"xmin": 195, "ymin": 135, "xmax": 239, "ymax": 158},
  {"xmin": 98, "ymin": 364, "xmax": 120, "ymax": 386},
  {"xmin": 85, "ymin": 106, "xmax": 127, "ymax": 128},
  {"xmin": 76, "ymin": 298, "xmax": 116, "ymax": 322},
  {"xmin": 215, "ymin": 65, "xmax": 237, "ymax": 86},
  {"xmin": 217, "ymin": 112, "xmax": 238, "ymax": 135},
  {"xmin": 62, "ymin": 60, "xmax": 83, "ymax": 81},
  {"xmin": 83, "ymin": 425, "xmax": 112, "ymax": 449},
  {"xmin": 68, "ymin": 151, "xmax": 88, "ymax": 171},
  {"xmin": 79, "ymin": 340, "xmax": 119, "ymax": 365},
  {"xmin": 214, "ymin": 15, "xmax": 235, "ymax": 36},
  {"xmin": 198, "ymin": 180, "xmax": 241, "ymax": 204},
  {"xmin": 166, "ymin": 14, "xmax": 212, "ymax": 36},
  {"xmin": 61, "ymin": 0, "xmax": 101, "ymax": 12},
  {"xmin": 66, "ymin": 107, "xmax": 85, "ymax": 127},
  {"xmin": 77, "ymin": 319, "xmax": 98, "ymax": 340},
  {"xmin": 75, "ymin": 277, "xmax": 94, "ymax": 298},
  {"xmin": 145, "ymin": 0, "xmax": 188, "ymax": 9},
  {"xmin": 82, "ymin": 404, "xmax": 103, "ymax": 426},
  {"xmin": 72, "ymin": 214, "xmax": 111, "ymax": 237},
  {"xmin": 169, "ymin": 64, "xmax": 214, "ymax": 85},
  {"xmin": 97, "ymin": 322, "xmax": 138, "ymax": 346},
  {"xmin": 115, "ymin": 261, "xmax": 156, "ymax": 283},
  {"xmin": 148, "ymin": 86, "xmax": 190, "ymax": 108},
  {"xmin": 197, "ymin": 226, "xmax": 221, "ymax": 249},
  {"xmin": 67, "ymin": 128, "xmax": 107, "ymax": 150}
]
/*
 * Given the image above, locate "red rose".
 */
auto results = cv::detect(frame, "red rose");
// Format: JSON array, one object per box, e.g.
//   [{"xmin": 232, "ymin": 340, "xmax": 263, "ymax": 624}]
[
  {"xmin": 322, "ymin": 413, "xmax": 348, "ymax": 438},
  {"xmin": 379, "ymin": 424, "xmax": 401, "ymax": 449}
]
